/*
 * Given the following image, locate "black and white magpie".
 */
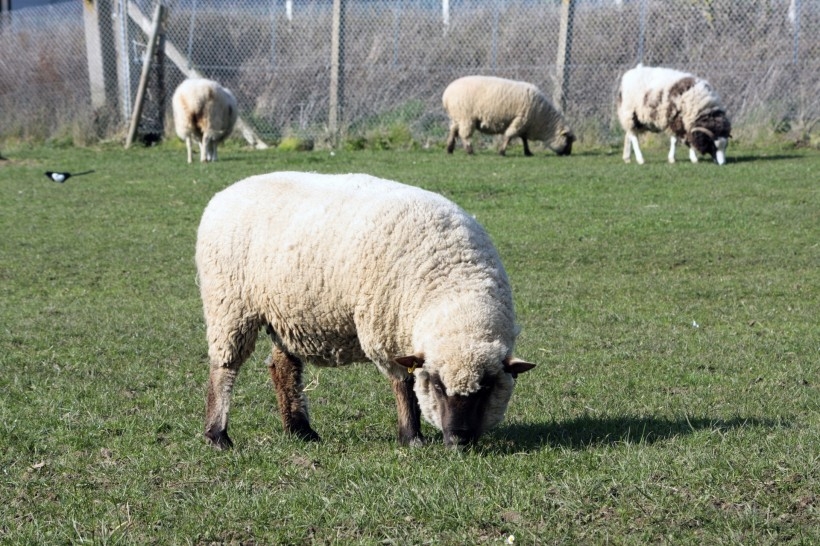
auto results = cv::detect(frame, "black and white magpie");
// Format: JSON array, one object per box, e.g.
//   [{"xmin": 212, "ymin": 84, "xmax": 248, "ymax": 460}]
[{"xmin": 45, "ymin": 170, "xmax": 95, "ymax": 183}]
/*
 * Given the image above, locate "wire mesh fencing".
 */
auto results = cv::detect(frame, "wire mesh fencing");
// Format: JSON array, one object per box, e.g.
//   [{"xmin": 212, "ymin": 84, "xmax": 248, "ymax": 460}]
[{"xmin": 1, "ymin": 0, "xmax": 818, "ymax": 148}]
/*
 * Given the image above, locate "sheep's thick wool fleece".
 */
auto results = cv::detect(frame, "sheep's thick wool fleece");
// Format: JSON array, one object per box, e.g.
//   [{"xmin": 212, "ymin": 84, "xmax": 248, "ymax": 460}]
[
  {"xmin": 196, "ymin": 172, "xmax": 517, "ymax": 395},
  {"xmin": 620, "ymin": 66, "xmax": 723, "ymax": 132},
  {"xmin": 443, "ymin": 76, "xmax": 563, "ymax": 140},
  {"xmin": 173, "ymin": 78, "xmax": 236, "ymax": 140}
]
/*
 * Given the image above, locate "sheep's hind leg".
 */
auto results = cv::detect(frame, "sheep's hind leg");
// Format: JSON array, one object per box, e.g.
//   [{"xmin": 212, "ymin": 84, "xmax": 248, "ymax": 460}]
[
  {"xmin": 668, "ymin": 136, "xmax": 677, "ymax": 164},
  {"xmin": 391, "ymin": 375, "xmax": 425, "ymax": 447},
  {"xmin": 622, "ymin": 133, "xmax": 632, "ymax": 163},
  {"xmin": 446, "ymin": 122, "xmax": 458, "ymax": 154},
  {"xmin": 267, "ymin": 347, "xmax": 320, "ymax": 442},
  {"xmin": 626, "ymin": 132, "xmax": 645, "ymax": 164},
  {"xmin": 185, "ymin": 136, "xmax": 193, "ymax": 164}
]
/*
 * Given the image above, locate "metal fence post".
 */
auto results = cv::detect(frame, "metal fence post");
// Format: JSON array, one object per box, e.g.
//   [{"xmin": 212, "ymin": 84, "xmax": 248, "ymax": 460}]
[
  {"xmin": 554, "ymin": 0, "xmax": 575, "ymax": 113},
  {"xmin": 790, "ymin": 0, "xmax": 801, "ymax": 64},
  {"xmin": 329, "ymin": 0, "xmax": 346, "ymax": 147},
  {"xmin": 83, "ymin": 0, "xmax": 118, "ymax": 112},
  {"xmin": 637, "ymin": 0, "xmax": 647, "ymax": 64}
]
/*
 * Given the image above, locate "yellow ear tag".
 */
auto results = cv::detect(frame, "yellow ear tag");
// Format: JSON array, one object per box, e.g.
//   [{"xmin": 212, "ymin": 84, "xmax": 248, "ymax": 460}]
[{"xmin": 407, "ymin": 364, "xmax": 417, "ymax": 374}]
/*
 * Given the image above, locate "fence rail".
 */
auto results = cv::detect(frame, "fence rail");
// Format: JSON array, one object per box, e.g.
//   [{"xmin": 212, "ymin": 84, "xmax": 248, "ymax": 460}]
[{"xmin": 1, "ymin": 0, "xmax": 818, "ymax": 147}]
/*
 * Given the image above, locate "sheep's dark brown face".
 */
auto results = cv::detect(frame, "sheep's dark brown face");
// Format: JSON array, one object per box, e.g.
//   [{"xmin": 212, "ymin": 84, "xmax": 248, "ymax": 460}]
[
  {"xmin": 426, "ymin": 372, "xmax": 496, "ymax": 447},
  {"xmin": 551, "ymin": 131, "xmax": 575, "ymax": 156},
  {"xmin": 410, "ymin": 358, "xmax": 536, "ymax": 447},
  {"xmin": 689, "ymin": 112, "xmax": 732, "ymax": 164},
  {"xmin": 689, "ymin": 130, "xmax": 719, "ymax": 159}
]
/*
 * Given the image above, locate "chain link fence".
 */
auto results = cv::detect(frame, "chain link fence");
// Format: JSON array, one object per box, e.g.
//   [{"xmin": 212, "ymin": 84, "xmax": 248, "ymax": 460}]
[{"xmin": 1, "ymin": 0, "xmax": 818, "ymax": 148}]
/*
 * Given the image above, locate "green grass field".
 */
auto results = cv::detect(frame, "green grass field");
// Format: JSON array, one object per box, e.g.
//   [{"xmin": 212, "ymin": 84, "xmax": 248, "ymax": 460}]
[{"xmin": 1, "ymin": 141, "xmax": 818, "ymax": 544}]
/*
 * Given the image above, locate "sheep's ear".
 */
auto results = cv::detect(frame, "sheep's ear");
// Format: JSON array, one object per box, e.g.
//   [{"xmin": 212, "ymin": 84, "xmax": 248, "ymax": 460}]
[
  {"xmin": 503, "ymin": 358, "xmax": 536, "ymax": 378},
  {"xmin": 394, "ymin": 354, "xmax": 425, "ymax": 373}
]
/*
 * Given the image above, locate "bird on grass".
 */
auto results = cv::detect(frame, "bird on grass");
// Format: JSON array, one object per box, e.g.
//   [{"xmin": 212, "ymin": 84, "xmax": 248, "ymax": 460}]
[{"xmin": 45, "ymin": 170, "xmax": 95, "ymax": 183}]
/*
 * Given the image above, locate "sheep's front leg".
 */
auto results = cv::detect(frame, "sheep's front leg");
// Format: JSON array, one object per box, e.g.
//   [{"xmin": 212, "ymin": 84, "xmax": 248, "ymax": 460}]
[
  {"xmin": 204, "ymin": 314, "xmax": 260, "ymax": 449},
  {"xmin": 500, "ymin": 119, "xmax": 526, "ymax": 156},
  {"xmin": 391, "ymin": 375, "xmax": 424, "ymax": 447},
  {"xmin": 521, "ymin": 137, "xmax": 533, "ymax": 156},
  {"xmin": 205, "ymin": 364, "xmax": 240, "ymax": 449},
  {"xmin": 668, "ymin": 136, "xmax": 677, "ymax": 163},
  {"xmin": 458, "ymin": 124, "xmax": 475, "ymax": 155},
  {"xmin": 267, "ymin": 348, "xmax": 320, "ymax": 442},
  {"xmin": 689, "ymin": 146, "xmax": 699, "ymax": 163},
  {"xmin": 200, "ymin": 135, "xmax": 210, "ymax": 162}
]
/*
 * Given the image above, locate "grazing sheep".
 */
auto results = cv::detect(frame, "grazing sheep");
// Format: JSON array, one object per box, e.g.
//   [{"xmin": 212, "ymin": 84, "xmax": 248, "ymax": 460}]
[
  {"xmin": 172, "ymin": 78, "xmax": 238, "ymax": 163},
  {"xmin": 617, "ymin": 64, "xmax": 731, "ymax": 165},
  {"xmin": 196, "ymin": 171, "xmax": 535, "ymax": 449},
  {"xmin": 443, "ymin": 75, "xmax": 575, "ymax": 156}
]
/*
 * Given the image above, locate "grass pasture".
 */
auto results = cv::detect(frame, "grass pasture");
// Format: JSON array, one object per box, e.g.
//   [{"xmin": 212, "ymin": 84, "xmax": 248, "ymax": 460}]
[{"xmin": 0, "ymin": 142, "xmax": 818, "ymax": 544}]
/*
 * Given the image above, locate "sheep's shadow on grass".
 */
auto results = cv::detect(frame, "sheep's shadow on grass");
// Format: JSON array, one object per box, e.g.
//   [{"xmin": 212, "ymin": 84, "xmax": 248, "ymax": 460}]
[
  {"xmin": 728, "ymin": 154, "xmax": 803, "ymax": 163},
  {"xmin": 485, "ymin": 414, "xmax": 785, "ymax": 454}
]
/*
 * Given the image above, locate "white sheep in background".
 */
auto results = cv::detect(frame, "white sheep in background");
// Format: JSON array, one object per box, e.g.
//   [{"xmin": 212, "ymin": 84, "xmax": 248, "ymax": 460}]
[
  {"xmin": 617, "ymin": 64, "xmax": 732, "ymax": 165},
  {"xmin": 196, "ymin": 171, "xmax": 535, "ymax": 449},
  {"xmin": 172, "ymin": 78, "xmax": 238, "ymax": 163},
  {"xmin": 442, "ymin": 75, "xmax": 575, "ymax": 156}
]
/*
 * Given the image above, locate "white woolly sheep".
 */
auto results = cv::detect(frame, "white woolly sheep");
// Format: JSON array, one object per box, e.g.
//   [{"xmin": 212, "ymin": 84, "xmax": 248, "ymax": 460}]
[
  {"xmin": 617, "ymin": 64, "xmax": 732, "ymax": 165},
  {"xmin": 442, "ymin": 75, "xmax": 575, "ymax": 156},
  {"xmin": 196, "ymin": 171, "xmax": 535, "ymax": 449},
  {"xmin": 172, "ymin": 78, "xmax": 238, "ymax": 163}
]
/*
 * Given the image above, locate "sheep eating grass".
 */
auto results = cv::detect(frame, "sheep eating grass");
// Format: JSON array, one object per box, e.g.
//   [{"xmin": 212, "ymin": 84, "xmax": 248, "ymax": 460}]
[
  {"xmin": 617, "ymin": 64, "xmax": 731, "ymax": 165},
  {"xmin": 443, "ymin": 75, "xmax": 574, "ymax": 157},
  {"xmin": 196, "ymin": 172, "xmax": 535, "ymax": 449},
  {"xmin": 172, "ymin": 78, "xmax": 238, "ymax": 163}
]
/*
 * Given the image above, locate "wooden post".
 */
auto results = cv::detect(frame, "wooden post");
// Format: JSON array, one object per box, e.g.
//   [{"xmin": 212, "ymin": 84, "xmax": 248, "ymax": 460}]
[
  {"xmin": 554, "ymin": 0, "xmax": 575, "ymax": 113},
  {"xmin": 83, "ymin": 0, "xmax": 119, "ymax": 111},
  {"xmin": 125, "ymin": 4, "xmax": 165, "ymax": 148},
  {"xmin": 125, "ymin": 1, "xmax": 267, "ymax": 149},
  {"xmin": 328, "ymin": 0, "xmax": 346, "ymax": 147}
]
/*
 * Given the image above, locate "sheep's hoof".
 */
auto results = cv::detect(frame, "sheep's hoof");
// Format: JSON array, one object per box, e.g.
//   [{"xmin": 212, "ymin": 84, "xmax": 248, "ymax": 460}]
[
  {"xmin": 407, "ymin": 437, "xmax": 426, "ymax": 448},
  {"xmin": 289, "ymin": 425, "xmax": 321, "ymax": 442},
  {"xmin": 398, "ymin": 433, "xmax": 426, "ymax": 447},
  {"xmin": 205, "ymin": 428, "xmax": 234, "ymax": 450}
]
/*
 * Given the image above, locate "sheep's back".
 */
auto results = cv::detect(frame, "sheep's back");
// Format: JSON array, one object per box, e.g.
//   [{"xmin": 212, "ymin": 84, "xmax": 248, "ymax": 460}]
[
  {"xmin": 618, "ymin": 66, "xmax": 698, "ymax": 132},
  {"xmin": 196, "ymin": 172, "xmax": 508, "ymax": 365},
  {"xmin": 443, "ymin": 76, "xmax": 536, "ymax": 127}
]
